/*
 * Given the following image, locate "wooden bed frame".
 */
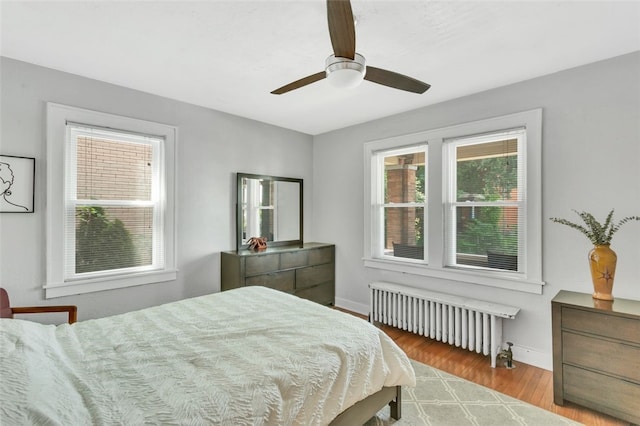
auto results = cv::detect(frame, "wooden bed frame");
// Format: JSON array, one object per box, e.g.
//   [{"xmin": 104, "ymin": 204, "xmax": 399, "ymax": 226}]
[{"xmin": 0, "ymin": 287, "xmax": 402, "ymax": 423}]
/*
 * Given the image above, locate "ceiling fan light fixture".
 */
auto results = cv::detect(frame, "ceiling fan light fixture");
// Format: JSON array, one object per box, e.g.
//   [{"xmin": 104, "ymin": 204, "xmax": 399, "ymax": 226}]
[
  {"xmin": 270, "ymin": 0, "xmax": 429, "ymax": 95},
  {"xmin": 325, "ymin": 53, "xmax": 366, "ymax": 89}
]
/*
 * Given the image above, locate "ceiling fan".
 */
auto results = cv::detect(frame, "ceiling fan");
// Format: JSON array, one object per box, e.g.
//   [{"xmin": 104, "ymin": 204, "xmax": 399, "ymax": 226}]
[{"xmin": 271, "ymin": 0, "xmax": 431, "ymax": 95}]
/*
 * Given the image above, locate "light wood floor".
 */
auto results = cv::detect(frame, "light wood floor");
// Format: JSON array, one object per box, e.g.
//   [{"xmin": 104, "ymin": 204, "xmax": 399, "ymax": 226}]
[{"xmin": 337, "ymin": 308, "xmax": 629, "ymax": 425}]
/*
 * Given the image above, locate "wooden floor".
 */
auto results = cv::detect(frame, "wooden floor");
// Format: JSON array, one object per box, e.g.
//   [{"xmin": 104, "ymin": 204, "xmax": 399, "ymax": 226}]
[{"xmin": 378, "ymin": 322, "xmax": 630, "ymax": 426}]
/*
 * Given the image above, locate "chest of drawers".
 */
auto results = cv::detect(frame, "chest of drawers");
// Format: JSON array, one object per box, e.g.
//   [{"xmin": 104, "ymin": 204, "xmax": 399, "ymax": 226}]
[
  {"xmin": 551, "ymin": 290, "xmax": 640, "ymax": 424},
  {"xmin": 221, "ymin": 243, "xmax": 335, "ymax": 306}
]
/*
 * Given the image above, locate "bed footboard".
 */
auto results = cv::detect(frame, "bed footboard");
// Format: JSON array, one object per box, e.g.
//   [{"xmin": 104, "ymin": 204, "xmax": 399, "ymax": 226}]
[{"xmin": 329, "ymin": 385, "xmax": 401, "ymax": 425}]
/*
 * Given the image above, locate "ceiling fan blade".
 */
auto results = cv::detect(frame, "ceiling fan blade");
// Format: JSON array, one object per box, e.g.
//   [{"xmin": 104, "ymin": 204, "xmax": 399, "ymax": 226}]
[
  {"xmin": 364, "ymin": 66, "xmax": 431, "ymax": 94},
  {"xmin": 327, "ymin": 0, "xmax": 356, "ymax": 59},
  {"xmin": 271, "ymin": 71, "xmax": 326, "ymax": 95}
]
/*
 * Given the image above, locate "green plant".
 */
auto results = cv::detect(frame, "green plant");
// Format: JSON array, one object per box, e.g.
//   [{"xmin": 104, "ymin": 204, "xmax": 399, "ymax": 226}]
[
  {"xmin": 457, "ymin": 218, "xmax": 517, "ymax": 256},
  {"xmin": 549, "ymin": 209, "xmax": 640, "ymax": 245},
  {"xmin": 76, "ymin": 206, "xmax": 136, "ymax": 273}
]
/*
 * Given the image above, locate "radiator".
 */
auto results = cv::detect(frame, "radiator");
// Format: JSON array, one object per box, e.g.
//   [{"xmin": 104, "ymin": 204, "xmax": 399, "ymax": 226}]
[{"xmin": 369, "ymin": 282, "xmax": 519, "ymax": 368}]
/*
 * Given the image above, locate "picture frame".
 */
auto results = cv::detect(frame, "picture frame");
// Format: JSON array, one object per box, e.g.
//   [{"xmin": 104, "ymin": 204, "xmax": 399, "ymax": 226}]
[{"xmin": 0, "ymin": 155, "xmax": 35, "ymax": 213}]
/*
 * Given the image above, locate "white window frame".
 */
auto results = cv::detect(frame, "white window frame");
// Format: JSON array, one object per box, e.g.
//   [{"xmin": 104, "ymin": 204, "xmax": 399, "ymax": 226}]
[
  {"xmin": 46, "ymin": 103, "xmax": 178, "ymax": 298},
  {"xmin": 371, "ymin": 144, "xmax": 428, "ymax": 262},
  {"xmin": 364, "ymin": 109, "xmax": 544, "ymax": 294},
  {"xmin": 243, "ymin": 178, "xmax": 278, "ymax": 241},
  {"xmin": 443, "ymin": 128, "xmax": 525, "ymax": 272}
]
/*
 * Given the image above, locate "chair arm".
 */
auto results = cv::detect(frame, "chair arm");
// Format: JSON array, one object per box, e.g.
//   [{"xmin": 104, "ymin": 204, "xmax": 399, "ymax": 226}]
[{"xmin": 11, "ymin": 305, "xmax": 78, "ymax": 324}]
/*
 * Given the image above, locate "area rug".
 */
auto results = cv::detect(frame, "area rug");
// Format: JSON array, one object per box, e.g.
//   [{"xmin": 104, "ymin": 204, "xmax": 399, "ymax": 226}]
[{"xmin": 366, "ymin": 360, "xmax": 581, "ymax": 426}]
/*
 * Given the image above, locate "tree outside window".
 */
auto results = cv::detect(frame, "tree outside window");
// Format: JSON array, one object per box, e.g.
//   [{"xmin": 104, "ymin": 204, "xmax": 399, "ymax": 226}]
[{"xmin": 449, "ymin": 135, "xmax": 523, "ymax": 271}]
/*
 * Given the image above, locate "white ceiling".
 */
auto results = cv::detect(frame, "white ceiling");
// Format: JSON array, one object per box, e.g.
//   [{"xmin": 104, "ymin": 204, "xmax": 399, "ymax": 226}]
[{"xmin": 2, "ymin": 1, "xmax": 639, "ymax": 135}]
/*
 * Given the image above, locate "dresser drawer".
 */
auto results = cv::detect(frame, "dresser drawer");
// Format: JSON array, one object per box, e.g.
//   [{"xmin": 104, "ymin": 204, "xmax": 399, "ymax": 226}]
[
  {"xmin": 221, "ymin": 243, "xmax": 335, "ymax": 306},
  {"xmin": 280, "ymin": 250, "xmax": 308, "ymax": 269},
  {"xmin": 564, "ymin": 364, "xmax": 640, "ymax": 424},
  {"xmin": 296, "ymin": 282, "xmax": 335, "ymax": 306},
  {"xmin": 245, "ymin": 253, "xmax": 280, "ymax": 276},
  {"xmin": 245, "ymin": 270, "xmax": 294, "ymax": 292},
  {"xmin": 308, "ymin": 246, "xmax": 333, "ymax": 266},
  {"xmin": 563, "ymin": 331, "xmax": 640, "ymax": 382},
  {"xmin": 562, "ymin": 307, "xmax": 640, "ymax": 344},
  {"xmin": 296, "ymin": 263, "xmax": 334, "ymax": 289}
]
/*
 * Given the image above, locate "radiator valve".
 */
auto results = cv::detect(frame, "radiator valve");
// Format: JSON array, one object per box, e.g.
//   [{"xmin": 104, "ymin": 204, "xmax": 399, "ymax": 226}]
[{"xmin": 498, "ymin": 341, "xmax": 515, "ymax": 369}]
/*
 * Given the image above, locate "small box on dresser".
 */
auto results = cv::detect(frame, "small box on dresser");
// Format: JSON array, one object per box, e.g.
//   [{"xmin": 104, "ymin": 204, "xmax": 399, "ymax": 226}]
[
  {"xmin": 551, "ymin": 290, "xmax": 640, "ymax": 424},
  {"xmin": 221, "ymin": 242, "xmax": 335, "ymax": 306}
]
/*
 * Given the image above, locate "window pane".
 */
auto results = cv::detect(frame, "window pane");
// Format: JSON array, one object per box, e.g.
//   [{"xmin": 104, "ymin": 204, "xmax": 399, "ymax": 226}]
[
  {"xmin": 259, "ymin": 181, "xmax": 275, "ymax": 207},
  {"xmin": 259, "ymin": 208, "xmax": 274, "ymax": 241},
  {"xmin": 75, "ymin": 206, "xmax": 153, "ymax": 274},
  {"xmin": 384, "ymin": 206, "xmax": 425, "ymax": 259},
  {"xmin": 455, "ymin": 206, "xmax": 518, "ymax": 271},
  {"xmin": 456, "ymin": 139, "xmax": 517, "ymax": 202},
  {"xmin": 384, "ymin": 152, "xmax": 425, "ymax": 203},
  {"xmin": 77, "ymin": 136, "xmax": 153, "ymax": 201},
  {"xmin": 241, "ymin": 179, "xmax": 277, "ymax": 241}
]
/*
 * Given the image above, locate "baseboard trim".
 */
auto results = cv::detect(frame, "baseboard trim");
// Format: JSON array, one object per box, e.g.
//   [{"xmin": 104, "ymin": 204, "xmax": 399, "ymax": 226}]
[
  {"xmin": 335, "ymin": 297, "xmax": 369, "ymax": 317},
  {"xmin": 510, "ymin": 344, "xmax": 551, "ymax": 371}
]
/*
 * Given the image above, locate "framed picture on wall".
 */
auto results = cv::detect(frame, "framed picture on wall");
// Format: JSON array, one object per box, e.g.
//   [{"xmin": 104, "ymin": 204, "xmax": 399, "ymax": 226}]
[{"xmin": 0, "ymin": 155, "xmax": 35, "ymax": 213}]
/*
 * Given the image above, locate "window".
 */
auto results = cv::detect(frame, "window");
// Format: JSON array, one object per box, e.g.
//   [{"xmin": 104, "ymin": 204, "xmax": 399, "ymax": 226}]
[
  {"xmin": 242, "ymin": 178, "xmax": 276, "ymax": 241},
  {"xmin": 371, "ymin": 145, "xmax": 428, "ymax": 261},
  {"xmin": 46, "ymin": 104, "xmax": 177, "ymax": 298},
  {"xmin": 444, "ymin": 130, "xmax": 524, "ymax": 272},
  {"xmin": 364, "ymin": 110, "xmax": 543, "ymax": 294}
]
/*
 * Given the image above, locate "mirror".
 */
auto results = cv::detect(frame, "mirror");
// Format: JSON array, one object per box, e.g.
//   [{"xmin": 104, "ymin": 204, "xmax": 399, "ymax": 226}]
[{"xmin": 236, "ymin": 173, "xmax": 303, "ymax": 250}]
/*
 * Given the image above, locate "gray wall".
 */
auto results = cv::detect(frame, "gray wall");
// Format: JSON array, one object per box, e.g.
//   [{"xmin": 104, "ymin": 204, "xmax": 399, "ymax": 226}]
[
  {"xmin": 311, "ymin": 52, "xmax": 640, "ymax": 369},
  {"xmin": 0, "ymin": 57, "xmax": 313, "ymax": 320}
]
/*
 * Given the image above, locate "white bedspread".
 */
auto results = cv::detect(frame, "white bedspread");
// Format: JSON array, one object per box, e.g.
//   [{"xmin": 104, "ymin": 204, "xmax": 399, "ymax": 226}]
[{"xmin": 0, "ymin": 286, "xmax": 415, "ymax": 425}]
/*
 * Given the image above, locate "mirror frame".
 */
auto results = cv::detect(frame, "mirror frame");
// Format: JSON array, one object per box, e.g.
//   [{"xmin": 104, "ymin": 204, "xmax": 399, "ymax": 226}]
[{"xmin": 236, "ymin": 173, "xmax": 303, "ymax": 250}]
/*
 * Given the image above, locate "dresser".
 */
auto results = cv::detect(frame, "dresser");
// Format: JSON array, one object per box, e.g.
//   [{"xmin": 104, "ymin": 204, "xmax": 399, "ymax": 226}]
[
  {"xmin": 551, "ymin": 290, "xmax": 640, "ymax": 424},
  {"xmin": 221, "ymin": 243, "xmax": 335, "ymax": 306}
]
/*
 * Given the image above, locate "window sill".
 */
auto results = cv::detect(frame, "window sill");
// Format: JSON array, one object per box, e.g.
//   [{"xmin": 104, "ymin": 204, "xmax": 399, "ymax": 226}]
[
  {"xmin": 363, "ymin": 257, "xmax": 544, "ymax": 294},
  {"xmin": 44, "ymin": 269, "xmax": 178, "ymax": 299}
]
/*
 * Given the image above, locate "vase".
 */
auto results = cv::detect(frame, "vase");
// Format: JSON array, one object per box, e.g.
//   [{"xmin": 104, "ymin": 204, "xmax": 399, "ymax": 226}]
[{"xmin": 588, "ymin": 244, "xmax": 617, "ymax": 301}]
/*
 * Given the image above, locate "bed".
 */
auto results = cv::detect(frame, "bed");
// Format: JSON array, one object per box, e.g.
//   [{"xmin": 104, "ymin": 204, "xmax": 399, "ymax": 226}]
[{"xmin": 0, "ymin": 286, "xmax": 415, "ymax": 425}]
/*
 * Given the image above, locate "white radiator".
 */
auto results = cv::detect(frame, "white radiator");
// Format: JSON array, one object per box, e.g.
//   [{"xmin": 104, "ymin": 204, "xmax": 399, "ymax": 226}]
[{"xmin": 369, "ymin": 282, "xmax": 519, "ymax": 368}]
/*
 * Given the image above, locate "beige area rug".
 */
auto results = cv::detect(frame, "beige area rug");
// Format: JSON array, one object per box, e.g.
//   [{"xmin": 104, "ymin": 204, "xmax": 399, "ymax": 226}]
[{"xmin": 366, "ymin": 360, "xmax": 581, "ymax": 426}]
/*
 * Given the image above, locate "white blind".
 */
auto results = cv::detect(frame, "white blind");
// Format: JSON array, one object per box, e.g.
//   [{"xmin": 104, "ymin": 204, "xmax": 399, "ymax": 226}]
[
  {"xmin": 64, "ymin": 124, "xmax": 165, "ymax": 281},
  {"xmin": 445, "ymin": 128, "xmax": 525, "ymax": 273}
]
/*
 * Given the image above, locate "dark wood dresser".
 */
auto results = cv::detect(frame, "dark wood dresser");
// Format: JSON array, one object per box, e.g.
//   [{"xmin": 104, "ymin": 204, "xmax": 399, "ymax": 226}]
[
  {"xmin": 551, "ymin": 290, "xmax": 640, "ymax": 424},
  {"xmin": 221, "ymin": 243, "xmax": 335, "ymax": 306}
]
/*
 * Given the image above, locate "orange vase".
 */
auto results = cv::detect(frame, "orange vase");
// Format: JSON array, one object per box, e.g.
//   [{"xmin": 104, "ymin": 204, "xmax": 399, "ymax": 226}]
[{"xmin": 588, "ymin": 244, "xmax": 617, "ymax": 301}]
